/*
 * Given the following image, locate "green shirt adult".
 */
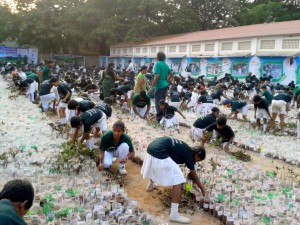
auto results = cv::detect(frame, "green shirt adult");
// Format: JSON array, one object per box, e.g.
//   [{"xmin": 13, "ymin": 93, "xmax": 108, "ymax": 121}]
[
  {"xmin": 100, "ymin": 130, "xmax": 134, "ymax": 152},
  {"xmin": 262, "ymin": 90, "xmax": 273, "ymax": 105},
  {"xmin": 26, "ymin": 72, "xmax": 39, "ymax": 82},
  {"xmin": 42, "ymin": 66, "xmax": 50, "ymax": 81},
  {"xmin": 0, "ymin": 199, "xmax": 27, "ymax": 225},
  {"xmin": 133, "ymin": 72, "xmax": 146, "ymax": 94},
  {"xmin": 153, "ymin": 61, "xmax": 171, "ymax": 89}
]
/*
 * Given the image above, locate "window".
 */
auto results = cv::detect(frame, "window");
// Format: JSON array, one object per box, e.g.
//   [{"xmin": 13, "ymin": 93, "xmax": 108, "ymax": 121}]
[
  {"xmin": 151, "ymin": 47, "xmax": 156, "ymax": 53},
  {"xmin": 123, "ymin": 48, "xmax": 127, "ymax": 55},
  {"xmin": 169, "ymin": 46, "xmax": 176, "ymax": 53},
  {"xmin": 192, "ymin": 45, "xmax": 201, "ymax": 52},
  {"xmin": 117, "ymin": 49, "xmax": 121, "ymax": 54},
  {"xmin": 221, "ymin": 42, "xmax": 233, "ymax": 51},
  {"xmin": 128, "ymin": 48, "xmax": 133, "ymax": 54},
  {"xmin": 205, "ymin": 43, "xmax": 214, "ymax": 51},
  {"xmin": 136, "ymin": 48, "xmax": 141, "ymax": 54},
  {"xmin": 159, "ymin": 46, "xmax": 165, "ymax": 52},
  {"xmin": 238, "ymin": 41, "xmax": 251, "ymax": 50},
  {"xmin": 179, "ymin": 45, "xmax": 187, "ymax": 52},
  {"xmin": 282, "ymin": 39, "xmax": 299, "ymax": 49},
  {"xmin": 112, "ymin": 49, "xmax": 116, "ymax": 55},
  {"xmin": 142, "ymin": 48, "xmax": 148, "ymax": 54},
  {"xmin": 260, "ymin": 40, "xmax": 275, "ymax": 49}
]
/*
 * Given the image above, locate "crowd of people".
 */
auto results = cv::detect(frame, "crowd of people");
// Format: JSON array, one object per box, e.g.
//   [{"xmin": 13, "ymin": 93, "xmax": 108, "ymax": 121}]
[{"xmin": 1, "ymin": 51, "xmax": 300, "ymax": 224}]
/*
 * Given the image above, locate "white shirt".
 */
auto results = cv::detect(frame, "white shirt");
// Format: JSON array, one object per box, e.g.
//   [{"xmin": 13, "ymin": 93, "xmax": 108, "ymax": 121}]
[{"xmin": 126, "ymin": 62, "xmax": 134, "ymax": 72}]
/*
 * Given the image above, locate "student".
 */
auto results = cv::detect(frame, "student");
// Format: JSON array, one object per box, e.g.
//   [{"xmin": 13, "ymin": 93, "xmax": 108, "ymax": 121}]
[
  {"xmin": 50, "ymin": 77, "xmax": 72, "ymax": 125},
  {"xmin": 19, "ymin": 78, "xmax": 36, "ymax": 102},
  {"xmin": 191, "ymin": 107, "xmax": 220, "ymax": 142},
  {"xmin": 253, "ymin": 95, "xmax": 272, "ymax": 132},
  {"xmin": 292, "ymin": 86, "xmax": 300, "ymax": 109},
  {"xmin": 225, "ymin": 93, "xmax": 249, "ymax": 121},
  {"xmin": 98, "ymin": 121, "xmax": 135, "ymax": 175},
  {"xmin": 141, "ymin": 137, "xmax": 206, "ymax": 224},
  {"xmin": 39, "ymin": 80, "xmax": 55, "ymax": 111},
  {"xmin": 111, "ymin": 83, "xmax": 132, "ymax": 109},
  {"xmin": 150, "ymin": 100, "xmax": 186, "ymax": 128},
  {"xmin": 39, "ymin": 60, "xmax": 54, "ymax": 81},
  {"xmin": 202, "ymin": 117, "xmax": 235, "ymax": 152},
  {"xmin": 0, "ymin": 179, "xmax": 34, "ymax": 225},
  {"xmin": 269, "ymin": 91, "xmax": 292, "ymax": 134},
  {"xmin": 132, "ymin": 90, "xmax": 151, "ymax": 119},
  {"xmin": 94, "ymin": 97, "xmax": 113, "ymax": 118},
  {"xmin": 68, "ymin": 99, "xmax": 95, "ymax": 115},
  {"xmin": 70, "ymin": 109, "xmax": 107, "ymax": 149},
  {"xmin": 194, "ymin": 90, "xmax": 214, "ymax": 115},
  {"xmin": 211, "ymin": 85, "xmax": 228, "ymax": 105},
  {"xmin": 261, "ymin": 85, "xmax": 273, "ymax": 105},
  {"xmin": 169, "ymin": 85, "xmax": 181, "ymax": 109}
]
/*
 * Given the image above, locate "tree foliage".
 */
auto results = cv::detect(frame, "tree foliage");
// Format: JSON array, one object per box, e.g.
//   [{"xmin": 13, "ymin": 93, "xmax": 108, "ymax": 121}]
[{"xmin": 1, "ymin": 0, "xmax": 299, "ymax": 54}]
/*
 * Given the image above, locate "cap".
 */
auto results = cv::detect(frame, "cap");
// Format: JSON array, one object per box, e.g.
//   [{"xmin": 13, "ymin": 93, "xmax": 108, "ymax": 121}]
[{"xmin": 223, "ymin": 99, "xmax": 231, "ymax": 105}]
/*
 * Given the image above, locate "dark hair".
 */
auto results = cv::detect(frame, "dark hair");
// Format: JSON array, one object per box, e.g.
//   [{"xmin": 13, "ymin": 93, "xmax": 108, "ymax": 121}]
[
  {"xmin": 48, "ymin": 60, "xmax": 54, "ymax": 64},
  {"xmin": 159, "ymin": 99, "xmax": 169, "ymax": 107},
  {"xmin": 140, "ymin": 90, "xmax": 147, "ymax": 98},
  {"xmin": 211, "ymin": 107, "xmax": 220, "ymax": 113},
  {"xmin": 110, "ymin": 88, "xmax": 118, "ymax": 95},
  {"xmin": 216, "ymin": 117, "xmax": 227, "ymax": 126},
  {"xmin": 191, "ymin": 146, "xmax": 206, "ymax": 160},
  {"xmin": 140, "ymin": 65, "xmax": 148, "ymax": 71},
  {"xmin": 68, "ymin": 100, "xmax": 79, "ymax": 110},
  {"xmin": 200, "ymin": 90, "xmax": 207, "ymax": 95},
  {"xmin": 107, "ymin": 63, "xmax": 114, "ymax": 70},
  {"xmin": 113, "ymin": 121, "xmax": 125, "ymax": 132},
  {"xmin": 157, "ymin": 52, "xmax": 166, "ymax": 61},
  {"xmin": 70, "ymin": 116, "xmax": 82, "ymax": 128},
  {"xmin": 233, "ymin": 92, "xmax": 239, "ymax": 97},
  {"xmin": 49, "ymin": 77, "xmax": 59, "ymax": 84},
  {"xmin": 261, "ymin": 85, "xmax": 267, "ymax": 89},
  {"xmin": 103, "ymin": 97, "xmax": 113, "ymax": 105},
  {"xmin": 0, "ymin": 179, "xmax": 34, "ymax": 210},
  {"xmin": 253, "ymin": 94, "xmax": 261, "ymax": 102}
]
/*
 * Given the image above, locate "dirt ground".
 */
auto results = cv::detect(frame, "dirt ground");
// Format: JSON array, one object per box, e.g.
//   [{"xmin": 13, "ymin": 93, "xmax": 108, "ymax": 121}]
[{"xmin": 120, "ymin": 143, "xmax": 300, "ymax": 225}]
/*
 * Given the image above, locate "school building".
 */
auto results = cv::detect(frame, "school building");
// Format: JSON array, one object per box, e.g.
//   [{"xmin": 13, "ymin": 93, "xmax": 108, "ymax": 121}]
[{"xmin": 106, "ymin": 20, "xmax": 300, "ymax": 85}]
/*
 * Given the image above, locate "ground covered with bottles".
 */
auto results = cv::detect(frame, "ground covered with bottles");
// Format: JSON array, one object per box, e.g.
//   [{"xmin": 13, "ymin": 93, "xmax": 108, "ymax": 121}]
[{"xmin": 1, "ymin": 77, "xmax": 300, "ymax": 225}]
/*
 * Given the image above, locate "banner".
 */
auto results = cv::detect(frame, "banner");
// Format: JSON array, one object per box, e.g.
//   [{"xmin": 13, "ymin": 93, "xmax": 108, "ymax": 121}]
[
  {"xmin": 99, "ymin": 56, "xmax": 108, "ymax": 68},
  {"xmin": 102, "ymin": 56, "xmax": 300, "ymax": 85},
  {"xmin": 0, "ymin": 46, "xmax": 38, "ymax": 64}
]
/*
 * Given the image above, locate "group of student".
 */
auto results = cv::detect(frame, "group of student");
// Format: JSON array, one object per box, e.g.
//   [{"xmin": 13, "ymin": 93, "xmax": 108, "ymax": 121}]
[{"xmin": 2, "ymin": 53, "xmax": 300, "ymax": 224}]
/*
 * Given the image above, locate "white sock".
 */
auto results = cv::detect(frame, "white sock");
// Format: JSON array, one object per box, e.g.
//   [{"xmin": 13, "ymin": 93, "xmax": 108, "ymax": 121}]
[
  {"xmin": 119, "ymin": 163, "xmax": 125, "ymax": 169},
  {"xmin": 59, "ymin": 118, "xmax": 63, "ymax": 124},
  {"xmin": 170, "ymin": 203, "xmax": 179, "ymax": 216},
  {"xmin": 263, "ymin": 124, "xmax": 267, "ymax": 132}
]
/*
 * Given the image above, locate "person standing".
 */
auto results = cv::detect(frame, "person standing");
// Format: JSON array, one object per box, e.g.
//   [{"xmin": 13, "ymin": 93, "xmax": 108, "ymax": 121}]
[
  {"xmin": 132, "ymin": 65, "xmax": 147, "ymax": 96},
  {"xmin": 141, "ymin": 137, "xmax": 206, "ymax": 224},
  {"xmin": 98, "ymin": 121, "xmax": 135, "ymax": 175},
  {"xmin": 102, "ymin": 63, "xmax": 124, "ymax": 98},
  {"xmin": 0, "ymin": 179, "xmax": 34, "ymax": 225},
  {"xmin": 150, "ymin": 52, "xmax": 173, "ymax": 113}
]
